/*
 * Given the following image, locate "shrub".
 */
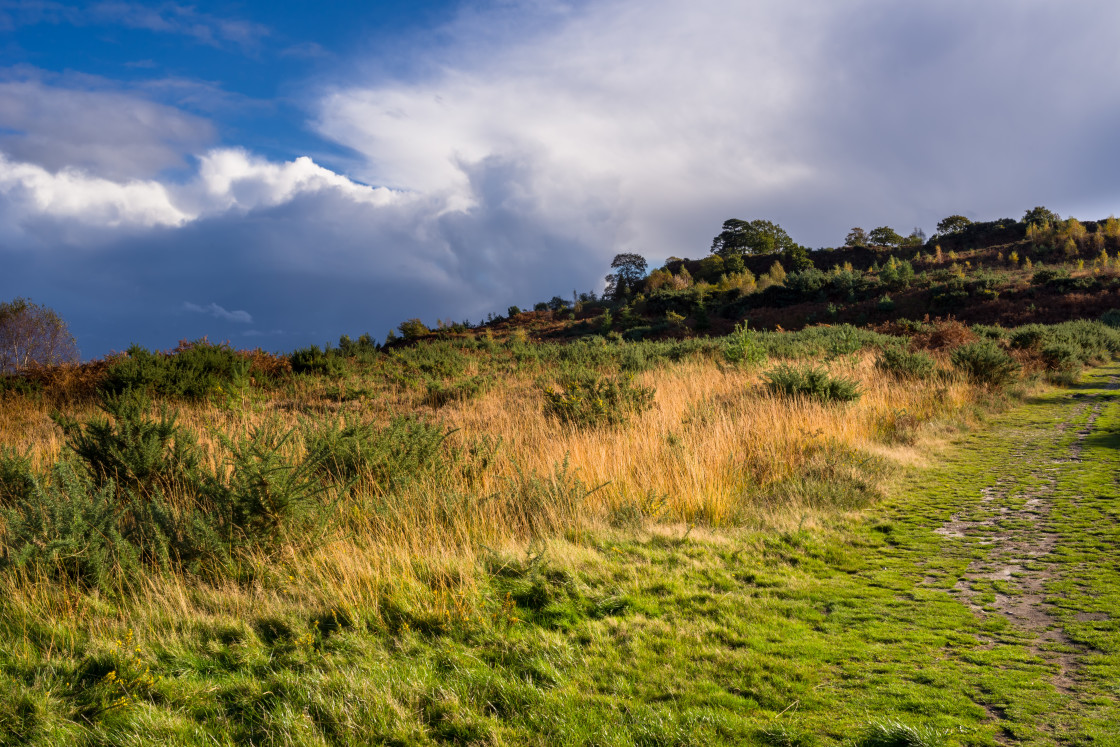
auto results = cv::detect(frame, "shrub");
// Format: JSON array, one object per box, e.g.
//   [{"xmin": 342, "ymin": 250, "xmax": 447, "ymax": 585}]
[
  {"xmin": 723, "ymin": 321, "xmax": 767, "ymax": 366},
  {"xmin": 202, "ymin": 423, "xmax": 333, "ymax": 546},
  {"xmin": 305, "ymin": 416, "xmax": 450, "ymax": 493},
  {"xmin": 53, "ymin": 390, "xmax": 199, "ymax": 495},
  {"xmin": 763, "ymin": 364, "xmax": 860, "ymax": 403},
  {"xmin": 950, "ymin": 341, "xmax": 1020, "ymax": 387},
  {"xmin": 101, "ymin": 340, "xmax": 251, "ymax": 400},
  {"xmin": 1100, "ymin": 309, "xmax": 1120, "ymax": 329},
  {"xmin": 424, "ymin": 375, "xmax": 492, "ymax": 408},
  {"xmin": 289, "ymin": 344, "xmax": 344, "ymax": 376},
  {"xmin": 875, "ymin": 348, "xmax": 935, "ymax": 380},
  {"xmin": 398, "ymin": 318, "xmax": 429, "ymax": 339},
  {"xmin": 542, "ymin": 373, "xmax": 655, "ymax": 427},
  {"xmin": 0, "ymin": 447, "xmax": 34, "ymax": 506},
  {"xmin": 876, "ymin": 294, "xmax": 895, "ymax": 312},
  {"xmin": 1, "ymin": 461, "xmax": 142, "ymax": 589}
]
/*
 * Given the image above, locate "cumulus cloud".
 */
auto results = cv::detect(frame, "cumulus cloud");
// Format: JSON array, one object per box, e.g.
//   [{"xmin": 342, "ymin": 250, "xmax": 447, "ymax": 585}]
[{"xmin": 183, "ymin": 302, "xmax": 252, "ymax": 324}]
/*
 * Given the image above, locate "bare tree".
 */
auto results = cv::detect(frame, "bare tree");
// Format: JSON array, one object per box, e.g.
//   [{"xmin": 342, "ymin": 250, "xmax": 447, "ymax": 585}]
[{"xmin": 0, "ymin": 298, "xmax": 80, "ymax": 373}]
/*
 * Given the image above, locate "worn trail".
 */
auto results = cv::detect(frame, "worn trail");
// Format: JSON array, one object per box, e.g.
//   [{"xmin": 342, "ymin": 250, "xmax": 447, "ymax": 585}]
[{"xmin": 905, "ymin": 364, "xmax": 1120, "ymax": 743}]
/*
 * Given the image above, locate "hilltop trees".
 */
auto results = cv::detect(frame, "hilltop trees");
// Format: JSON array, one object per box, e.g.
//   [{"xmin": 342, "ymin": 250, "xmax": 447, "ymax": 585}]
[
  {"xmin": 0, "ymin": 298, "xmax": 79, "ymax": 373},
  {"xmin": 712, "ymin": 219, "xmax": 799, "ymax": 258},
  {"xmin": 868, "ymin": 226, "xmax": 903, "ymax": 247},
  {"xmin": 1023, "ymin": 206, "xmax": 1059, "ymax": 226},
  {"xmin": 605, "ymin": 252, "xmax": 649, "ymax": 300},
  {"xmin": 845, "ymin": 227, "xmax": 869, "ymax": 248},
  {"xmin": 937, "ymin": 215, "xmax": 972, "ymax": 235}
]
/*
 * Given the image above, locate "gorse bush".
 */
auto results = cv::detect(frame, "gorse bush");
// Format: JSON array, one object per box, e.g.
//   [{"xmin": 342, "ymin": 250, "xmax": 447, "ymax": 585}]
[
  {"xmin": 423, "ymin": 375, "xmax": 492, "ymax": 408},
  {"xmin": 763, "ymin": 364, "xmax": 861, "ymax": 403},
  {"xmin": 202, "ymin": 423, "xmax": 332, "ymax": 547},
  {"xmin": 53, "ymin": 390, "xmax": 199, "ymax": 494},
  {"xmin": 306, "ymin": 415, "xmax": 451, "ymax": 494},
  {"xmin": 0, "ymin": 446, "xmax": 34, "ymax": 505},
  {"xmin": 542, "ymin": 372, "xmax": 655, "ymax": 427},
  {"xmin": 1008, "ymin": 321, "xmax": 1120, "ymax": 371},
  {"xmin": 289, "ymin": 344, "xmax": 345, "ymax": 376},
  {"xmin": 723, "ymin": 321, "xmax": 767, "ymax": 366},
  {"xmin": 950, "ymin": 341, "xmax": 1020, "ymax": 387},
  {"xmin": 101, "ymin": 340, "xmax": 251, "ymax": 400},
  {"xmin": 875, "ymin": 348, "xmax": 936, "ymax": 380}
]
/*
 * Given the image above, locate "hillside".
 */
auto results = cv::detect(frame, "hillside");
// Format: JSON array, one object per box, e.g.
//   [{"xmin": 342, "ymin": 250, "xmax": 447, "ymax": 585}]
[{"xmin": 2, "ymin": 211, "xmax": 1120, "ymax": 744}]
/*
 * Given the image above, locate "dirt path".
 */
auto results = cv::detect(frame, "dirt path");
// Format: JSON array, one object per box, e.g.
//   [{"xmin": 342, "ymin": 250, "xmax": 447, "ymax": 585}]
[{"xmin": 927, "ymin": 370, "xmax": 1120, "ymax": 739}]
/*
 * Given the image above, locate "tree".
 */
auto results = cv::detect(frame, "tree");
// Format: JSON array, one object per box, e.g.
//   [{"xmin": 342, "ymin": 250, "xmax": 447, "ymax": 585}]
[
  {"xmin": 902, "ymin": 227, "xmax": 926, "ymax": 247},
  {"xmin": 868, "ymin": 226, "xmax": 903, "ymax": 247},
  {"xmin": 782, "ymin": 244, "xmax": 813, "ymax": 271},
  {"xmin": 712, "ymin": 218, "xmax": 799, "ymax": 257},
  {"xmin": 604, "ymin": 252, "xmax": 648, "ymax": 300},
  {"xmin": 0, "ymin": 298, "xmax": 79, "ymax": 374},
  {"xmin": 844, "ymin": 227, "xmax": 869, "ymax": 247},
  {"xmin": 1023, "ymin": 206, "xmax": 1059, "ymax": 226},
  {"xmin": 936, "ymin": 215, "xmax": 972, "ymax": 235}
]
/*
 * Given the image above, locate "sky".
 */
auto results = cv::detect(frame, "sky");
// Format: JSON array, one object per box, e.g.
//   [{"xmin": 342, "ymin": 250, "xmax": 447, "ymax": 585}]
[{"xmin": 1, "ymin": 0, "xmax": 1119, "ymax": 357}]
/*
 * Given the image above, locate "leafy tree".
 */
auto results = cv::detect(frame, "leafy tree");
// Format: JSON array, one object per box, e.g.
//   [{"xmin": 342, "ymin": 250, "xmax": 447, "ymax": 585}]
[
  {"xmin": 604, "ymin": 252, "xmax": 648, "ymax": 300},
  {"xmin": 936, "ymin": 215, "xmax": 972, "ymax": 235},
  {"xmin": 902, "ymin": 227, "xmax": 926, "ymax": 247},
  {"xmin": 712, "ymin": 218, "xmax": 799, "ymax": 257},
  {"xmin": 844, "ymin": 227, "xmax": 869, "ymax": 247},
  {"xmin": 782, "ymin": 244, "xmax": 813, "ymax": 271},
  {"xmin": 0, "ymin": 297, "xmax": 79, "ymax": 373},
  {"xmin": 868, "ymin": 226, "xmax": 903, "ymax": 247},
  {"xmin": 1023, "ymin": 206, "xmax": 1059, "ymax": 226}
]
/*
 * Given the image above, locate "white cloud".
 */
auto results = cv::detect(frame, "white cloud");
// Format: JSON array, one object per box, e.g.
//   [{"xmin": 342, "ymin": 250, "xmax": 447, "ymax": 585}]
[
  {"xmin": 0, "ymin": 153, "xmax": 189, "ymax": 227},
  {"xmin": 183, "ymin": 301, "xmax": 252, "ymax": 324}
]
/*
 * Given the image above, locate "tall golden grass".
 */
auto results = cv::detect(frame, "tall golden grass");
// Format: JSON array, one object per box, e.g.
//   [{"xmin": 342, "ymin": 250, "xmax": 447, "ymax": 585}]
[{"xmin": 0, "ymin": 346, "xmax": 986, "ymax": 640}]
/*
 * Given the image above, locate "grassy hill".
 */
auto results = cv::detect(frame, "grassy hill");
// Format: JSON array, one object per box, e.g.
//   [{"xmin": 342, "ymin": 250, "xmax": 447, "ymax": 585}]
[{"xmin": 2, "ymin": 215, "xmax": 1120, "ymax": 744}]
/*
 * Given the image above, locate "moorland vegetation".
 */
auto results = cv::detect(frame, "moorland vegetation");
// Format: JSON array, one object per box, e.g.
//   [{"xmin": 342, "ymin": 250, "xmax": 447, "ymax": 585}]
[{"xmin": 1, "ymin": 206, "xmax": 1119, "ymax": 744}]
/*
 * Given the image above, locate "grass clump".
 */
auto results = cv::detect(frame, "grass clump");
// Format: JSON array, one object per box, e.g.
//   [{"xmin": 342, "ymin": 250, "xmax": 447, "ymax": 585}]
[
  {"xmin": 763, "ymin": 364, "xmax": 860, "ymax": 403},
  {"xmin": 875, "ymin": 347, "xmax": 936, "ymax": 380},
  {"xmin": 542, "ymin": 372, "xmax": 655, "ymax": 427},
  {"xmin": 950, "ymin": 340, "xmax": 1020, "ymax": 387},
  {"xmin": 857, "ymin": 719, "xmax": 950, "ymax": 747}
]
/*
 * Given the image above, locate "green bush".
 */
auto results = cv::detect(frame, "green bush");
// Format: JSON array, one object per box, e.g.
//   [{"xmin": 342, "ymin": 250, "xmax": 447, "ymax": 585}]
[
  {"xmin": 0, "ymin": 447, "xmax": 34, "ymax": 506},
  {"xmin": 950, "ymin": 341, "xmax": 1020, "ymax": 387},
  {"xmin": 0, "ymin": 459, "xmax": 223, "ymax": 587},
  {"xmin": 306, "ymin": 416, "xmax": 451, "ymax": 493},
  {"xmin": 289, "ymin": 344, "xmax": 345, "ymax": 376},
  {"xmin": 875, "ymin": 348, "xmax": 935, "ymax": 380},
  {"xmin": 101, "ymin": 340, "xmax": 250, "ymax": 400},
  {"xmin": 202, "ymin": 423, "xmax": 332, "ymax": 546},
  {"xmin": 53, "ymin": 390, "xmax": 199, "ymax": 495},
  {"xmin": 763, "ymin": 364, "xmax": 860, "ymax": 403},
  {"xmin": 542, "ymin": 373, "xmax": 655, "ymax": 427},
  {"xmin": 424, "ymin": 375, "xmax": 491, "ymax": 408},
  {"xmin": 1100, "ymin": 308, "xmax": 1120, "ymax": 328},
  {"xmin": 723, "ymin": 322, "xmax": 767, "ymax": 366}
]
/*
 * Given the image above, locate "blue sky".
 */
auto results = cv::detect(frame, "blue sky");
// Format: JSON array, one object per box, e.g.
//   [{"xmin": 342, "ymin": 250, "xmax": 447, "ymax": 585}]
[{"xmin": 2, "ymin": 0, "xmax": 1119, "ymax": 357}]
